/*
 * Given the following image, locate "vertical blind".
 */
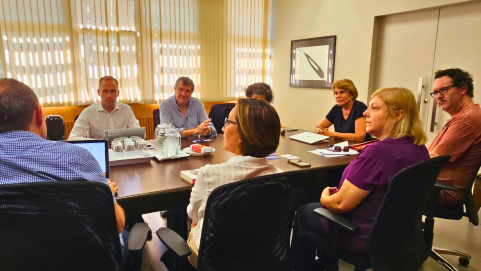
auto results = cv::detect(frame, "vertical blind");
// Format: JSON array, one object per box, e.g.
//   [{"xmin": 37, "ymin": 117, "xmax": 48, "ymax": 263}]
[
  {"xmin": 71, "ymin": 0, "xmax": 140, "ymax": 104},
  {"xmin": 0, "ymin": 0, "xmax": 271, "ymax": 106},
  {"xmin": 0, "ymin": 0, "xmax": 75, "ymax": 105},
  {"xmin": 140, "ymin": 0, "xmax": 202, "ymax": 103}
]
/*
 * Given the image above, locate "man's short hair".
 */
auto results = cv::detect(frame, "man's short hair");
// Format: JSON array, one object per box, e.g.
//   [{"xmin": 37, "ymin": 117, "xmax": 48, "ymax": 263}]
[
  {"xmin": 98, "ymin": 76, "xmax": 119, "ymax": 90},
  {"xmin": 0, "ymin": 79, "xmax": 39, "ymax": 133},
  {"xmin": 174, "ymin": 77, "xmax": 195, "ymax": 91},
  {"xmin": 434, "ymin": 68, "xmax": 474, "ymax": 98},
  {"xmin": 244, "ymin": 83, "xmax": 273, "ymax": 103}
]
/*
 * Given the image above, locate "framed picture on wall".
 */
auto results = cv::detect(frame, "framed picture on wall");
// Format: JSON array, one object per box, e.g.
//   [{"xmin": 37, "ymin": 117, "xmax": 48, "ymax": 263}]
[{"xmin": 290, "ymin": 35, "xmax": 336, "ymax": 89}]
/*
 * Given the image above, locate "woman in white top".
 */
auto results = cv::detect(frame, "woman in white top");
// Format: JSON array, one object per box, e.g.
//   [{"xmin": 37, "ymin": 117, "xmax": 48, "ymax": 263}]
[{"xmin": 186, "ymin": 98, "xmax": 283, "ymax": 268}]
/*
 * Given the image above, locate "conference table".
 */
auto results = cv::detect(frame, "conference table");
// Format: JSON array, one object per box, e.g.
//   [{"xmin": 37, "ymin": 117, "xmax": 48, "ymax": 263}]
[{"xmin": 112, "ymin": 130, "xmax": 357, "ymax": 239}]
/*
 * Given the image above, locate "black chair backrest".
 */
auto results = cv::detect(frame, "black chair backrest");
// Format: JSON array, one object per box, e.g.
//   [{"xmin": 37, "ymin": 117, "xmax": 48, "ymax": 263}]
[
  {"xmin": 208, "ymin": 103, "xmax": 236, "ymax": 133},
  {"xmin": 153, "ymin": 109, "xmax": 160, "ymax": 128},
  {"xmin": 0, "ymin": 181, "xmax": 123, "ymax": 271},
  {"xmin": 461, "ymin": 158, "xmax": 481, "ymax": 225},
  {"xmin": 197, "ymin": 171, "xmax": 308, "ymax": 271},
  {"xmin": 368, "ymin": 155, "xmax": 451, "ymax": 271}
]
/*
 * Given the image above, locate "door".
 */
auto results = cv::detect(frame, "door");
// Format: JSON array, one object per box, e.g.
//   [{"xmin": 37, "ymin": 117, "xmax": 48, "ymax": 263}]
[
  {"xmin": 427, "ymin": 2, "xmax": 481, "ymax": 142},
  {"xmin": 371, "ymin": 8, "xmax": 440, "ymax": 130}
]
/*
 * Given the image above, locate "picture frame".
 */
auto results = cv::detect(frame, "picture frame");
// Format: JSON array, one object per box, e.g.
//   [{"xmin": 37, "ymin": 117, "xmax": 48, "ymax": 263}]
[{"xmin": 289, "ymin": 35, "xmax": 336, "ymax": 89}]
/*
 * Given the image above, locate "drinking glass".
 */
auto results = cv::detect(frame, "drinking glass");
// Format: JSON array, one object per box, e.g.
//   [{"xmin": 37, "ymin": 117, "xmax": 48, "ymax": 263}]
[
  {"xmin": 124, "ymin": 141, "xmax": 135, "ymax": 152},
  {"xmin": 112, "ymin": 142, "xmax": 123, "ymax": 153}
]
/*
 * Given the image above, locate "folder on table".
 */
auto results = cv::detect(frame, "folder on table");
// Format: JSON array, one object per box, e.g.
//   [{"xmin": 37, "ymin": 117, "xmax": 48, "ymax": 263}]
[{"xmin": 289, "ymin": 132, "xmax": 329, "ymax": 145}]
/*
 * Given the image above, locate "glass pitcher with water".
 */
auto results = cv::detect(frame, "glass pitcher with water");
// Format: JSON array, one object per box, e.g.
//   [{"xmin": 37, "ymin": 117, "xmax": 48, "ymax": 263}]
[{"xmin": 162, "ymin": 125, "xmax": 180, "ymax": 157}]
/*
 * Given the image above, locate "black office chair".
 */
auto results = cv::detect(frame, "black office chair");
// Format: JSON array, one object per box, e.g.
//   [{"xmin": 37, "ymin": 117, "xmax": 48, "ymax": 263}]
[
  {"xmin": 0, "ymin": 181, "xmax": 149, "ymax": 271},
  {"xmin": 157, "ymin": 171, "xmax": 309, "ymax": 271},
  {"xmin": 208, "ymin": 103, "xmax": 236, "ymax": 133},
  {"xmin": 153, "ymin": 109, "xmax": 160, "ymax": 128},
  {"xmin": 313, "ymin": 155, "xmax": 451, "ymax": 271},
  {"xmin": 424, "ymin": 158, "xmax": 481, "ymax": 271}
]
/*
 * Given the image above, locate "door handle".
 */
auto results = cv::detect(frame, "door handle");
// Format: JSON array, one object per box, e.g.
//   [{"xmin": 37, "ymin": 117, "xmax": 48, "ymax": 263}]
[
  {"xmin": 430, "ymin": 100, "xmax": 437, "ymax": 132},
  {"xmin": 416, "ymin": 77, "xmax": 424, "ymax": 111}
]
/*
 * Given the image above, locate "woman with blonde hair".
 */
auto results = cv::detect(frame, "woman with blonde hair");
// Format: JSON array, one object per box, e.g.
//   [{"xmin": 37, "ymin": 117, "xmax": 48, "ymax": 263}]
[
  {"xmin": 292, "ymin": 87, "xmax": 428, "ymax": 271},
  {"xmin": 315, "ymin": 79, "xmax": 372, "ymax": 142},
  {"xmin": 186, "ymin": 98, "xmax": 283, "ymax": 268}
]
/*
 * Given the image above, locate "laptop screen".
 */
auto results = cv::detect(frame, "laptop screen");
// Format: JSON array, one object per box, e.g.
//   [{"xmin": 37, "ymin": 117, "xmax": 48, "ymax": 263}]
[{"xmin": 66, "ymin": 140, "xmax": 109, "ymax": 178}]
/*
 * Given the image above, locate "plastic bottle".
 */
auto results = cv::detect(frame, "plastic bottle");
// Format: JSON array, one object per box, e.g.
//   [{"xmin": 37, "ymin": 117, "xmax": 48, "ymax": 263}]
[{"xmin": 155, "ymin": 124, "xmax": 166, "ymax": 148}]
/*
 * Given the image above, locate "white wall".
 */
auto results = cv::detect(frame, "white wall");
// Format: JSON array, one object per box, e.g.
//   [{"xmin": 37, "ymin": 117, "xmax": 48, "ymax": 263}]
[{"xmin": 270, "ymin": 0, "xmax": 476, "ymax": 130}]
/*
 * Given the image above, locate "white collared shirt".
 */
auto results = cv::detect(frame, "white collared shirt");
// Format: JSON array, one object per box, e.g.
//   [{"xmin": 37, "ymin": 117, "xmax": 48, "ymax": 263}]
[
  {"xmin": 68, "ymin": 102, "xmax": 140, "ymax": 140},
  {"xmin": 187, "ymin": 155, "xmax": 283, "ymax": 248}
]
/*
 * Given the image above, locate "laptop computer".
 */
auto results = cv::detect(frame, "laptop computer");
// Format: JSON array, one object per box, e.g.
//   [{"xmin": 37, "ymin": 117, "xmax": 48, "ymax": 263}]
[
  {"xmin": 289, "ymin": 132, "xmax": 329, "ymax": 145},
  {"xmin": 102, "ymin": 127, "xmax": 146, "ymax": 144},
  {"xmin": 66, "ymin": 139, "xmax": 110, "ymax": 178}
]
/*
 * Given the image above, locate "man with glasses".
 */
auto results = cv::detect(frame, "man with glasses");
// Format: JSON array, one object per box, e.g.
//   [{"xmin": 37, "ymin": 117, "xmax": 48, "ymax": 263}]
[
  {"xmin": 428, "ymin": 68, "xmax": 481, "ymax": 207},
  {"xmin": 159, "ymin": 77, "xmax": 217, "ymax": 138}
]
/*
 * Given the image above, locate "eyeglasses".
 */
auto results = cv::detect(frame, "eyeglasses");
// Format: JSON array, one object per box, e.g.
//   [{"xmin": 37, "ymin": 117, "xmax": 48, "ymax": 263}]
[
  {"xmin": 430, "ymin": 85, "xmax": 455, "ymax": 98},
  {"xmin": 327, "ymin": 145, "xmax": 350, "ymax": 152},
  {"xmin": 224, "ymin": 117, "xmax": 237, "ymax": 128}
]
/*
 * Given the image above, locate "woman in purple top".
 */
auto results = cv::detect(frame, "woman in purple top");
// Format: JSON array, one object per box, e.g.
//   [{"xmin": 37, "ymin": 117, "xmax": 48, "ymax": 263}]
[{"xmin": 291, "ymin": 87, "xmax": 429, "ymax": 271}]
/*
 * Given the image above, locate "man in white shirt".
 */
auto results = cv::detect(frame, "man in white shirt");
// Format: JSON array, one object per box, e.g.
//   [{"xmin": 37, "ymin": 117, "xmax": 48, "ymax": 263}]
[{"xmin": 68, "ymin": 76, "xmax": 140, "ymax": 140}]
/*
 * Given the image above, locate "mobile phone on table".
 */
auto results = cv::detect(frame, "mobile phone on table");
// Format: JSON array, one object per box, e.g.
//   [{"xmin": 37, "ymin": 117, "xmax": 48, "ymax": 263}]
[
  {"xmin": 288, "ymin": 159, "xmax": 311, "ymax": 168},
  {"xmin": 286, "ymin": 128, "xmax": 298, "ymax": 131}
]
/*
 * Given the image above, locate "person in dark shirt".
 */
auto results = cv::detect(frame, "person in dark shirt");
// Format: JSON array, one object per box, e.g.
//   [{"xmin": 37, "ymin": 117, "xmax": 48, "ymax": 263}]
[
  {"xmin": 245, "ymin": 82, "xmax": 274, "ymax": 103},
  {"xmin": 315, "ymin": 79, "xmax": 372, "ymax": 142}
]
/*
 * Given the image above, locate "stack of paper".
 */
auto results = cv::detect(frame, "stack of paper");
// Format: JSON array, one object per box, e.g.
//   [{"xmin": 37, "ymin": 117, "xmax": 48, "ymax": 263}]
[
  {"xmin": 148, "ymin": 149, "xmax": 190, "ymax": 161},
  {"xmin": 309, "ymin": 141, "xmax": 358, "ymax": 157}
]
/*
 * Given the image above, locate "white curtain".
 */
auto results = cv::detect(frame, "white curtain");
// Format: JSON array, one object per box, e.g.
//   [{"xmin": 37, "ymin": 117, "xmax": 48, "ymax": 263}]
[
  {"xmin": 139, "ymin": 0, "xmax": 201, "ymax": 103},
  {"xmin": 0, "ymin": 0, "xmax": 271, "ymax": 106},
  {"xmin": 0, "ymin": 0, "xmax": 75, "ymax": 105},
  {"xmin": 71, "ymin": 0, "xmax": 140, "ymax": 104}
]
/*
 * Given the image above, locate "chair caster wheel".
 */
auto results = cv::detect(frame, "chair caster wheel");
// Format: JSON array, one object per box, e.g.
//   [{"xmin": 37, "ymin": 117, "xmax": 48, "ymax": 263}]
[{"xmin": 459, "ymin": 256, "xmax": 470, "ymax": 267}]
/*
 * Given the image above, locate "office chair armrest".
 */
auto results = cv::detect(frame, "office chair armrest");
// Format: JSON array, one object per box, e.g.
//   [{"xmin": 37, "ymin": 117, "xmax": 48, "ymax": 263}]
[
  {"xmin": 128, "ymin": 222, "xmax": 149, "ymax": 252},
  {"xmin": 314, "ymin": 208, "xmax": 358, "ymax": 232},
  {"xmin": 434, "ymin": 182, "xmax": 460, "ymax": 192},
  {"xmin": 156, "ymin": 227, "xmax": 192, "ymax": 258}
]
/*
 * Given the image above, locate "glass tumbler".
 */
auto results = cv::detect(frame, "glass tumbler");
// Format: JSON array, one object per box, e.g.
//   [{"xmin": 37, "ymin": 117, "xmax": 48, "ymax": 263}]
[
  {"xmin": 112, "ymin": 142, "xmax": 123, "ymax": 153},
  {"xmin": 124, "ymin": 141, "xmax": 135, "ymax": 152}
]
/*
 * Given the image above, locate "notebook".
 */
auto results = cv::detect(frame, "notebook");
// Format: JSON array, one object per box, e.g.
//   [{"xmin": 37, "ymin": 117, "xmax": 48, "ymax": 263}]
[
  {"xmin": 289, "ymin": 132, "xmax": 329, "ymax": 145},
  {"xmin": 66, "ymin": 139, "xmax": 110, "ymax": 178}
]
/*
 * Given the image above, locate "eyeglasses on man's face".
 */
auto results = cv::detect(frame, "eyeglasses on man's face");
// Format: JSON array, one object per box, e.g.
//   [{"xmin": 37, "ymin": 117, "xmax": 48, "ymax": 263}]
[
  {"xmin": 224, "ymin": 117, "xmax": 237, "ymax": 128},
  {"xmin": 430, "ymin": 85, "xmax": 455, "ymax": 98}
]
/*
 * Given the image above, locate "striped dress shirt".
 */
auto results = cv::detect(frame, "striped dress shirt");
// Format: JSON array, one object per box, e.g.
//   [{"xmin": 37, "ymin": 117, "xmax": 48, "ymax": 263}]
[{"xmin": 187, "ymin": 155, "xmax": 283, "ymax": 248}]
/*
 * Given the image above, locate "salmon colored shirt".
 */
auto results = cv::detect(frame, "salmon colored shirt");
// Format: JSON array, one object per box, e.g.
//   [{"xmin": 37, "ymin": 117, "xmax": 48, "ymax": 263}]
[{"xmin": 428, "ymin": 103, "xmax": 481, "ymax": 206}]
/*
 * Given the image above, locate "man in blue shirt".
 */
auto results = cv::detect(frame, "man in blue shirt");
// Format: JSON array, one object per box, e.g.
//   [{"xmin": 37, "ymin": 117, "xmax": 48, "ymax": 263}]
[
  {"xmin": 0, "ymin": 78, "xmax": 128, "ymax": 259},
  {"xmin": 159, "ymin": 77, "xmax": 217, "ymax": 138}
]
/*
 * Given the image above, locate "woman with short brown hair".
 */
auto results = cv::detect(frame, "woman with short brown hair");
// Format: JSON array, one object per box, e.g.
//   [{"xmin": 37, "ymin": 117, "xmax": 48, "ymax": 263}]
[
  {"xmin": 315, "ymin": 79, "xmax": 371, "ymax": 142},
  {"xmin": 186, "ymin": 98, "xmax": 282, "ymax": 268}
]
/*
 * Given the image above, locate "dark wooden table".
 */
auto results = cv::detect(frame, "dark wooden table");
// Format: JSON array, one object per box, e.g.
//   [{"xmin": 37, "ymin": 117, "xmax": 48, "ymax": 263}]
[{"xmin": 112, "ymin": 130, "xmax": 357, "ymax": 238}]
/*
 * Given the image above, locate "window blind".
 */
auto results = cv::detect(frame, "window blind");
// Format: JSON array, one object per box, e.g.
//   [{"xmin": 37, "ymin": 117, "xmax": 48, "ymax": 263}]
[{"xmin": 0, "ymin": 0, "xmax": 272, "ymax": 105}]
